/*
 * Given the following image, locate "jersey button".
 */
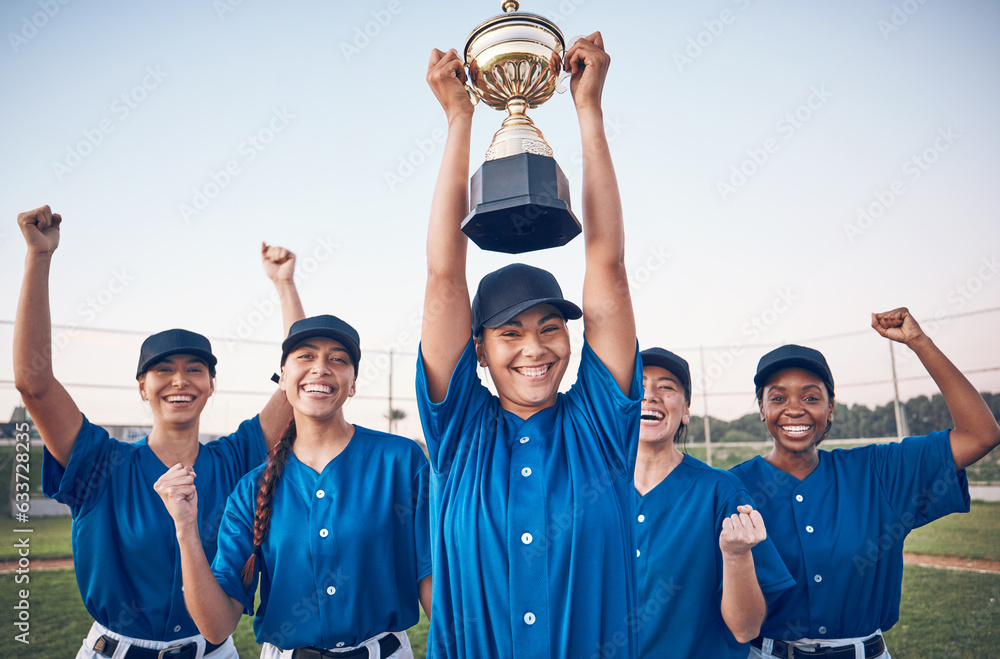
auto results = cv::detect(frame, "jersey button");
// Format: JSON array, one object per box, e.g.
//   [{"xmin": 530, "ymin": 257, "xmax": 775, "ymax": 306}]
[
  {"xmin": 521, "ymin": 532, "xmax": 533, "ymax": 545},
  {"xmin": 806, "ymin": 525, "xmax": 814, "ymax": 533},
  {"xmin": 637, "ymin": 514, "xmax": 645, "ymax": 523},
  {"xmin": 519, "ymin": 436, "xmax": 530, "ymax": 444},
  {"xmin": 521, "ymin": 467, "xmax": 532, "ymax": 477},
  {"xmin": 316, "ymin": 490, "xmax": 325, "ymax": 498},
  {"xmin": 524, "ymin": 612, "xmax": 535, "ymax": 625},
  {"xmin": 336, "ymin": 642, "xmax": 345, "ymax": 647},
  {"xmin": 814, "ymin": 574, "xmax": 822, "ymax": 583},
  {"xmin": 636, "ymin": 549, "xmax": 641, "ymax": 558},
  {"xmin": 795, "ymin": 494, "xmax": 804, "ymax": 502},
  {"xmin": 173, "ymin": 625, "xmax": 181, "ymax": 632},
  {"xmin": 818, "ymin": 627, "xmax": 827, "ymax": 635},
  {"xmin": 327, "ymin": 586, "xmax": 337, "ymax": 595},
  {"xmin": 320, "ymin": 528, "xmax": 329, "ymax": 538}
]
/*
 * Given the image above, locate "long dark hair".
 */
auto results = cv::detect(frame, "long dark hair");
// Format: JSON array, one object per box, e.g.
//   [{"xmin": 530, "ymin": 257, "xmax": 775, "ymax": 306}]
[{"xmin": 240, "ymin": 419, "xmax": 297, "ymax": 590}]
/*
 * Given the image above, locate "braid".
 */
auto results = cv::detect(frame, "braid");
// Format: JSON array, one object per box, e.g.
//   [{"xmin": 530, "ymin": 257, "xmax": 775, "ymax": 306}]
[{"xmin": 240, "ymin": 419, "xmax": 297, "ymax": 590}]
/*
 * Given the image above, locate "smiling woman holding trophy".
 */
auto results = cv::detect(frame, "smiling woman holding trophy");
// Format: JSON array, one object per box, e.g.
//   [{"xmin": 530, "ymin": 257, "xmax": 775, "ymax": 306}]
[{"xmin": 418, "ymin": 2, "xmax": 643, "ymax": 656}]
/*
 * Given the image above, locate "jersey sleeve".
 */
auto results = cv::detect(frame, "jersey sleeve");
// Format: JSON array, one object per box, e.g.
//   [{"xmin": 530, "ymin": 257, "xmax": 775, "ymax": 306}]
[
  {"xmin": 42, "ymin": 416, "xmax": 118, "ymax": 516},
  {"xmin": 413, "ymin": 456, "xmax": 432, "ymax": 582},
  {"xmin": 415, "ymin": 339, "xmax": 492, "ymax": 473},
  {"xmin": 723, "ymin": 488, "xmax": 796, "ymax": 607},
  {"xmin": 565, "ymin": 339, "xmax": 643, "ymax": 475},
  {"xmin": 205, "ymin": 415, "xmax": 269, "ymax": 475},
  {"xmin": 211, "ymin": 474, "xmax": 261, "ymax": 615},
  {"xmin": 873, "ymin": 430, "xmax": 970, "ymax": 531}
]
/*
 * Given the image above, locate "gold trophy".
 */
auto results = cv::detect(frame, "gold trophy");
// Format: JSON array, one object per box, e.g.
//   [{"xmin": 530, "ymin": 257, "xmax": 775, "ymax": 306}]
[{"xmin": 462, "ymin": 0, "xmax": 581, "ymax": 253}]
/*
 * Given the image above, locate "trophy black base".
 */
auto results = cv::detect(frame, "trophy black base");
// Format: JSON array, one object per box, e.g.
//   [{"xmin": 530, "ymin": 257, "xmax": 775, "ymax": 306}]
[{"xmin": 462, "ymin": 153, "xmax": 581, "ymax": 254}]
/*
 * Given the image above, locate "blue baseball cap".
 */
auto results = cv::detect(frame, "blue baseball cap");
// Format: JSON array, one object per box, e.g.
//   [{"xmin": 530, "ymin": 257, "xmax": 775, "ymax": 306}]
[
  {"xmin": 280, "ymin": 315, "xmax": 361, "ymax": 375},
  {"xmin": 136, "ymin": 329, "xmax": 217, "ymax": 379},
  {"xmin": 640, "ymin": 347, "xmax": 691, "ymax": 402},
  {"xmin": 754, "ymin": 344, "xmax": 834, "ymax": 392},
  {"xmin": 471, "ymin": 263, "xmax": 582, "ymax": 337}
]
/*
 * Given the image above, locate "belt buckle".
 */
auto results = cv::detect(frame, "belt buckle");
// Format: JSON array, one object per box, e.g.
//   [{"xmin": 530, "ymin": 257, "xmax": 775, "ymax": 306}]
[{"xmin": 158, "ymin": 643, "xmax": 196, "ymax": 659}]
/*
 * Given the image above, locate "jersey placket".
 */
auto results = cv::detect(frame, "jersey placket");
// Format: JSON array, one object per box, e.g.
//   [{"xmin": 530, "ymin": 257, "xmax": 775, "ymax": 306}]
[
  {"xmin": 790, "ymin": 483, "xmax": 828, "ymax": 637},
  {"xmin": 508, "ymin": 429, "xmax": 549, "ymax": 657},
  {"xmin": 309, "ymin": 476, "xmax": 344, "ymax": 648}
]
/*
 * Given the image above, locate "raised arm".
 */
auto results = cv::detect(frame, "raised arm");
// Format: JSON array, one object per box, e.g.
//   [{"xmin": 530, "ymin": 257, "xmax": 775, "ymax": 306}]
[
  {"xmin": 154, "ymin": 465, "xmax": 244, "ymax": 644},
  {"xmin": 421, "ymin": 48, "xmax": 476, "ymax": 402},
  {"xmin": 13, "ymin": 206, "xmax": 83, "ymax": 467},
  {"xmin": 872, "ymin": 307, "xmax": 1000, "ymax": 469},
  {"xmin": 257, "ymin": 243, "xmax": 303, "ymax": 451},
  {"xmin": 718, "ymin": 504, "xmax": 767, "ymax": 642},
  {"xmin": 567, "ymin": 33, "xmax": 636, "ymax": 393}
]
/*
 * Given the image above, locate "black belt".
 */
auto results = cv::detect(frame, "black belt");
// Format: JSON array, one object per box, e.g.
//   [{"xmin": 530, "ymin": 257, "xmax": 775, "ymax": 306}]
[
  {"xmin": 751, "ymin": 633, "xmax": 885, "ymax": 659},
  {"xmin": 290, "ymin": 633, "xmax": 401, "ymax": 659},
  {"xmin": 94, "ymin": 634, "xmax": 224, "ymax": 659}
]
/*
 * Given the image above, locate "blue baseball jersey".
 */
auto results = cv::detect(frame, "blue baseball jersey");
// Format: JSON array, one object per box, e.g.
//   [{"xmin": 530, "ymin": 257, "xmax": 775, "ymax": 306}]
[
  {"xmin": 42, "ymin": 415, "xmax": 267, "ymax": 641},
  {"xmin": 730, "ymin": 431, "xmax": 970, "ymax": 640},
  {"xmin": 634, "ymin": 453, "xmax": 795, "ymax": 658},
  {"xmin": 416, "ymin": 338, "xmax": 643, "ymax": 659},
  {"xmin": 211, "ymin": 425, "xmax": 431, "ymax": 649}
]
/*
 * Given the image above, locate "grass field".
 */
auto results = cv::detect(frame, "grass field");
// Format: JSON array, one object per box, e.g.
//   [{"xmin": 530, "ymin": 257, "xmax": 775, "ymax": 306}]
[
  {"xmin": 1, "ymin": 460, "xmax": 996, "ymax": 657},
  {"xmin": 1, "ymin": 566, "xmax": 994, "ymax": 657}
]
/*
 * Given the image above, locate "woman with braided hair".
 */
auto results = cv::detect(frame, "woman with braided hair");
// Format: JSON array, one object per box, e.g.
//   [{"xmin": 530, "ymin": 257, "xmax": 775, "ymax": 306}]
[{"xmin": 156, "ymin": 315, "xmax": 432, "ymax": 658}]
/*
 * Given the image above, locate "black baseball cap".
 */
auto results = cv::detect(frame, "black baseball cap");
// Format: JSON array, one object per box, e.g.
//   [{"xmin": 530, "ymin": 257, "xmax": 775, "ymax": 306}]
[
  {"xmin": 280, "ymin": 315, "xmax": 361, "ymax": 375},
  {"xmin": 136, "ymin": 329, "xmax": 217, "ymax": 379},
  {"xmin": 471, "ymin": 263, "xmax": 582, "ymax": 337},
  {"xmin": 754, "ymin": 344, "xmax": 834, "ymax": 392},
  {"xmin": 640, "ymin": 347, "xmax": 691, "ymax": 402}
]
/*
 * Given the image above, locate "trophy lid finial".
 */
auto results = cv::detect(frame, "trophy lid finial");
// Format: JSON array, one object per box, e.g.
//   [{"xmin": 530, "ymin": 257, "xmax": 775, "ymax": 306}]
[{"xmin": 502, "ymin": 1, "xmax": 519, "ymax": 12}]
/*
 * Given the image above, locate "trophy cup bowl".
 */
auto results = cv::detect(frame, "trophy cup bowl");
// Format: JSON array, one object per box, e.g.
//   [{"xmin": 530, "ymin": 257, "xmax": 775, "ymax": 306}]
[{"xmin": 461, "ymin": 1, "xmax": 581, "ymax": 254}]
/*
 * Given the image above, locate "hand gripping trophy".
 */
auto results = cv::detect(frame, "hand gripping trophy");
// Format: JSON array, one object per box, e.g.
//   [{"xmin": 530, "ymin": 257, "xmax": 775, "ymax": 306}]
[{"xmin": 461, "ymin": 0, "xmax": 581, "ymax": 253}]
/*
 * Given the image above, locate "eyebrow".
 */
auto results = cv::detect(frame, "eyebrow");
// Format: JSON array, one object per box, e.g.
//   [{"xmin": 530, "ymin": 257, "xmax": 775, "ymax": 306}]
[
  {"xmin": 766, "ymin": 383, "xmax": 822, "ymax": 393},
  {"xmin": 294, "ymin": 342, "xmax": 348, "ymax": 354},
  {"xmin": 497, "ymin": 313, "xmax": 564, "ymax": 329}
]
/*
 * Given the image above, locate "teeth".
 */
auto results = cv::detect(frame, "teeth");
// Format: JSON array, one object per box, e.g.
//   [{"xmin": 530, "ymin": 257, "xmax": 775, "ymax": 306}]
[
  {"xmin": 640, "ymin": 409, "xmax": 664, "ymax": 420},
  {"xmin": 303, "ymin": 384, "xmax": 333, "ymax": 394},
  {"xmin": 166, "ymin": 395, "xmax": 193, "ymax": 403},
  {"xmin": 782, "ymin": 425, "xmax": 811, "ymax": 433},
  {"xmin": 515, "ymin": 365, "xmax": 549, "ymax": 378}
]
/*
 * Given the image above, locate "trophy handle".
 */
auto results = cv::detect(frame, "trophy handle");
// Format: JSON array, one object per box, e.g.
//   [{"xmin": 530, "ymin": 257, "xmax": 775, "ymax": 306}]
[
  {"xmin": 555, "ymin": 69, "xmax": 570, "ymax": 94},
  {"xmin": 465, "ymin": 83, "xmax": 482, "ymax": 106}
]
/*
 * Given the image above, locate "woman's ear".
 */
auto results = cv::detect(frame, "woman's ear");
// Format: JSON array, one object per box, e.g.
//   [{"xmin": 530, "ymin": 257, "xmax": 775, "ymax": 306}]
[
  {"xmin": 475, "ymin": 340, "xmax": 487, "ymax": 367},
  {"xmin": 138, "ymin": 377, "xmax": 147, "ymax": 402}
]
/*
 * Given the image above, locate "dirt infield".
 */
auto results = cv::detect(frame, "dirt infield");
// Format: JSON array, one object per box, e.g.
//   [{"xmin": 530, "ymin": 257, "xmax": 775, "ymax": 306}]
[
  {"xmin": 901, "ymin": 552, "xmax": 1000, "ymax": 575},
  {"xmin": 4, "ymin": 554, "xmax": 999, "ymax": 575}
]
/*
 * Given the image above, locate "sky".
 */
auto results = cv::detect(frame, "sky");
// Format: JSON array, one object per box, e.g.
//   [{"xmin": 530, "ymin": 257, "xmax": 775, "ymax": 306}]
[{"xmin": 1, "ymin": 0, "xmax": 998, "ymax": 438}]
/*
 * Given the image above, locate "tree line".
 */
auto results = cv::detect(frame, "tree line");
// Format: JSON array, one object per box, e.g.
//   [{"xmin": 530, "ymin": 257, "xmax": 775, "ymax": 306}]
[{"xmin": 688, "ymin": 392, "xmax": 1000, "ymax": 444}]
